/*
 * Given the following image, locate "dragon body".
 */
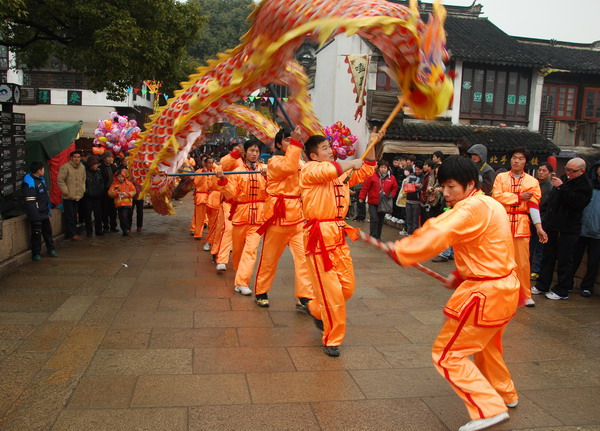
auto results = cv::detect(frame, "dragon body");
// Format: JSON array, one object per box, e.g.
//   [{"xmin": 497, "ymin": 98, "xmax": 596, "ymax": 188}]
[{"xmin": 129, "ymin": 0, "xmax": 453, "ymax": 215}]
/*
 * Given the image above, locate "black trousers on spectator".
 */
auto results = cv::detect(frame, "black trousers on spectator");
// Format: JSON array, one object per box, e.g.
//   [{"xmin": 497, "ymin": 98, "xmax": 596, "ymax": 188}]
[
  {"xmin": 536, "ymin": 229, "xmax": 579, "ymax": 297},
  {"xmin": 405, "ymin": 201, "xmax": 421, "ymax": 235},
  {"xmin": 62, "ymin": 199, "xmax": 79, "ymax": 239},
  {"xmin": 571, "ymin": 236, "xmax": 600, "ymax": 293},
  {"xmin": 101, "ymin": 193, "xmax": 117, "ymax": 230},
  {"xmin": 355, "ymin": 201, "xmax": 366, "ymax": 221},
  {"xmin": 368, "ymin": 204, "xmax": 385, "ymax": 239},
  {"xmin": 81, "ymin": 196, "xmax": 103, "ymax": 235},
  {"xmin": 117, "ymin": 206, "xmax": 132, "ymax": 233},
  {"xmin": 392, "ymin": 200, "xmax": 406, "ymax": 220},
  {"xmin": 128, "ymin": 199, "xmax": 144, "ymax": 229},
  {"xmin": 30, "ymin": 219, "xmax": 55, "ymax": 256}
]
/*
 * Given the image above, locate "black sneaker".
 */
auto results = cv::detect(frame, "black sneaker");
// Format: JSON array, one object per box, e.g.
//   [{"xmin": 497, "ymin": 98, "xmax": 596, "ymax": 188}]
[
  {"xmin": 581, "ymin": 289, "xmax": 592, "ymax": 297},
  {"xmin": 324, "ymin": 346, "xmax": 340, "ymax": 357},
  {"xmin": 296, "ymin": 297, "xmax": 311, "ymax": 314},
  {"xmin": 256, "ymin": 293, "xmax": 269, "ymax": 307}
]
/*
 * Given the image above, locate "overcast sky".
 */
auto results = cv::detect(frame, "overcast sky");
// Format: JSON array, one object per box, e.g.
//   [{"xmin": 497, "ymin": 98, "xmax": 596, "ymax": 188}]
[{"xmin": 448, "ymin": 0, "xmax": 599, "ymax": 43}]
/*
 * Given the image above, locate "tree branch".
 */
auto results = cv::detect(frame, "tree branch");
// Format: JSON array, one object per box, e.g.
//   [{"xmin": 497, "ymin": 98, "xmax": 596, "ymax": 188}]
[{"xmin": 10, "ymin": 17, "xmax": 72, "ymax": 45}]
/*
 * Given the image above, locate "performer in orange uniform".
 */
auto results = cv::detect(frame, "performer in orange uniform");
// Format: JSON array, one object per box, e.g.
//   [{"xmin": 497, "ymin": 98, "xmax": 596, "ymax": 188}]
[
  {"xmin": 254, "ymin": 128, "xmax": 316, "ymax": 311},
  {"xmin": 492, "ymin": 147, "xmax": 547, "ymax": 308},
  {"xmin": 216, "ymin": 141, "xmax": 267, "ymax": 294},
  {"xmin": 300, "ymin": 133, "xmax": 378, "ymax": 357},
  {"xmin": 387, "ymin": 156, "xmax": 519, "ymax": 431},
  {"xmin": 213, "ymin": 147, "xmax": 244, "ymax": 271},
  {"xmin": 204, "ymin": 166, "xmax": 222, "ymax": 253},
  {"xmin": 191, "ymin": 156, "xmax": 215, "ymax": 239}
]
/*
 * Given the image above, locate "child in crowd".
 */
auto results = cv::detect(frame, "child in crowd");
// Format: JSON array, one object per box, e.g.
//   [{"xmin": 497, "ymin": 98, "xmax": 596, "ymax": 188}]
[{"xmin": 108, "ymin": 168, "xmax": 136, "ymax": 236}]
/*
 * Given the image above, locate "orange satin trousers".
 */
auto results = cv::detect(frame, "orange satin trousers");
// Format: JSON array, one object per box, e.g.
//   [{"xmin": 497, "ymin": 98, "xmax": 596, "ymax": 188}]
[
  {"xmin": 513, "ymin": 237, "xmax": 531, "ymax": 300},
  {"xmin": 204, "ymin": 207, "xmax": 219, "ymax": 245},
  {"xmin": 231, "ymin": 224, "xmax": 262, "ymax": 287},
  {"xmin": 305, "ymin": 243, "xmax": 355, "ymax": 346},
  {"xmin": 254, "ymin": 223, "xmax": 315, "ymax": 300},
  {"xmin": 215, "ymin": 203, "xmax": 232, "ymax": 264},
  {"xmin": 192, "ymin": 204, "xmax": 208, "ymax": 238},
  {"xmin": 432, "ymin": 304, "xmax": 517, "ymax": 420}
]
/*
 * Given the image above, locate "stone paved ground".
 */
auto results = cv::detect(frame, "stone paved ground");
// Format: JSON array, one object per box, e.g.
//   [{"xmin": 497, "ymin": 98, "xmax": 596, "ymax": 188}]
[{"xmin": 1, "ymin": 196, "xmax": 600, "ymax": 431}]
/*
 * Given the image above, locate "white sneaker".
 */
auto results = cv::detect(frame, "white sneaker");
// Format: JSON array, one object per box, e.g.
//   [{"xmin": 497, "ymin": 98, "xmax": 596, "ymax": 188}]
[
  {"xmin": 398, "ymin": 219, "xmax": 405, "ymax": 224},
  {"xmin": 506, "ymin": 400, "xmax": 518, "ymax": 408},
  {"xmin": 203, "ymin": 243, "xmax": 211, "ymax": 251},
  {"xmin": 458, "ymin": 412, "xmax": 509, "ymax": 431},
  {"xmin": 524, "ymin": 298, "xmax": 535, "ymax": 307},
  {"xmin": 530, "ymin": 286, "xmax": 545, "ymax": 295},
  {"xmin": 546, "ymin": 291, "xmax": 568, "ymax": 300},
  {"xmin": 234, "ymin": 285, "xmax": 252, "ymax": 296},
  {"xmin": 216, "ymin": 263, "xmax": 226, "ymax": 271},
  {"xmin": 399, "ymin": 230, "xmax": 408, "ymax": 236}
]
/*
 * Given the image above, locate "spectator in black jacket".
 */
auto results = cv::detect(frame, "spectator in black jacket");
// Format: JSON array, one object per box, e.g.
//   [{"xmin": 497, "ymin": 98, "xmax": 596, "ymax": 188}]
[
  {"xmin": 532, "ymin": 157, "xmax": 593, "ymax": 300},
  {"xmin": 99, "ymin": 151, "xmax": 118, "ymax": 232},
  {"xmin": 22, "ymin": 161, "xmax": 57, "ymax": 260},
  {"xmin": 81, "ymin": 156, "xmax": 105, "ymax": 237}
]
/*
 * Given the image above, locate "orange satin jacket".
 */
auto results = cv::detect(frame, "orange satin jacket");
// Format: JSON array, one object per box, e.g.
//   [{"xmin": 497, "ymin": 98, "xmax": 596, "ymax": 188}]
[
  {"xmin": 261, "ymin": 139, "xmax": 305, "ymax": 229},
  {"xmin": 492, "ymin": 172, "xmax": 541, "ymax": 238},
  {"xmin": 300, "ymin": 160, "xmax": 376, "ymax": 254},
  {"xmin": 219, "ymin": 161, "xmax": 267, "ymax": 226},
  {"xmin": 193, "ymin": 167, "xmax": 213, "ymax": 205},
  {"xmin": 392, "ymin": 192, "xmax": 519, "ymax": 327},
  {"xmin": 207, "ymin": 150, "xmax": 244, "ymax": 208}
]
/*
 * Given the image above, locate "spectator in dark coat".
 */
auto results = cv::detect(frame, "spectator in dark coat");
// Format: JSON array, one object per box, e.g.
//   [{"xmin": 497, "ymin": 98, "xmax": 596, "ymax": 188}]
[
  {"xmin": 533, "ymin": 157, "xmax": 593, "ymax": 300},
  {"xmin": 99, "ymin": 151, "xmax": 118, "ymax": 232},
  {"xmin": 81, "ymin": 156, "xmax": 105, "ymax": 237},
  {"xmin": 391, "ymin": 156, "xmax": 408, "ymax": 221},
  {"xmin": 405, "ymin": 160, "xmax": 424, "ymax": 235},
  {"xmin": 22, "ymin": 161, "xmax": 57, "ymax": 260},
  {"xmin": 570, "ymin": 160, "xmax": 600, "ymax": 297},
  {"xmin": 467, "ymin": 144, "xmax": 496, "ymax": 195}
]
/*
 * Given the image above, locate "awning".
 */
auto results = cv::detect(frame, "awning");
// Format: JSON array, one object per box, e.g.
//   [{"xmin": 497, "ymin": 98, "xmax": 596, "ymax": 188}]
[
  {"xmin": 16, "ymin": 105, "xmax": 115, "ymax": 138},
  {"xmin": 378, "ymin": 140, "xmax": 460, "ymax": 158},
  {"xmin": 26, "ymin": 122, "xmax": 82, "ymax": 160}
]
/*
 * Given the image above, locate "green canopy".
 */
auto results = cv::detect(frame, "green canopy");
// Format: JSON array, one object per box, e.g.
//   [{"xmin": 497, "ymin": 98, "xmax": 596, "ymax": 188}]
[{"xmin": 25, "ymin": 121, "xmax": 82, "ymax": 183}]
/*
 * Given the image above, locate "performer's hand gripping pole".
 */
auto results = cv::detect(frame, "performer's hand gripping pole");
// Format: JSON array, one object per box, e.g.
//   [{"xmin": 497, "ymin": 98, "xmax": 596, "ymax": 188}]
[{"xmin": 358, "ymin": 230, "xmax": 448, "ymax": 284}]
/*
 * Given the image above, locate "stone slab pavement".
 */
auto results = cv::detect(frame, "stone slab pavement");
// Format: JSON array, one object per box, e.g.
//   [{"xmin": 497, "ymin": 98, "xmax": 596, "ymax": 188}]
[{"xmin": 1, "ymin": 196, "xmax": 599, "ymax": 431}]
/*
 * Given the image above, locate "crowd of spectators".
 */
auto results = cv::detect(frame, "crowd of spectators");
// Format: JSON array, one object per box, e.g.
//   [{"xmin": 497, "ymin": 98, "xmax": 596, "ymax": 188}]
[
  {"xmin": 348, "ymin": 148, "xmax": 599, "ymax": 298},
  {"xmin": 22, "ymin": 149, "xmax": 145, "ymax": 260},
  {"xmin": 21, "ymin": 143, "xmax": 600, "ymax": 296}
]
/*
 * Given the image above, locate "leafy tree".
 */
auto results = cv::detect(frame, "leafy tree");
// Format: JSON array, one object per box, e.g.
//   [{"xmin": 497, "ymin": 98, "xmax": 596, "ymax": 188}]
[
  {"xmin": 0, "ymin": 0, "xmax": 205, "ymax": 100},
  {"xmin": 187, "ymin": 0, "xmax": 254, "ymax": 65}
]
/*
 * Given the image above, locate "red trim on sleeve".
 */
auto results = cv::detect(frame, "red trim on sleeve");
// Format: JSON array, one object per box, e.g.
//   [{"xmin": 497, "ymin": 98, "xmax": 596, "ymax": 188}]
[
  {"xmin": 527, "ymin": 201, "xmax": 539, "ymax": 210},
  {"xmin": 330, "ymin": 161, "xmax": 343, "ymax": 176},
  {"xmin": 364, "ymin": 160, "xmax": 377, "ymax": 167},
  {"xmin": 230, "ymin": 150, "xmax": 241, "ymax": 159},
  {"xmin": 289, "ymin": 138, "xmax": 303, "ymax": 149},
  {"xmin": 217, "ymin": 178, "xmax": 228, "ymax": 186}
]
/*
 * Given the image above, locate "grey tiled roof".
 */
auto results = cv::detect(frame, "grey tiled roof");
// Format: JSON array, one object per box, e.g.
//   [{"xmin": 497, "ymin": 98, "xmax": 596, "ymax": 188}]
[{"xmin": 372, "ymin": 121, "xmax": 560, "ymax": 156}]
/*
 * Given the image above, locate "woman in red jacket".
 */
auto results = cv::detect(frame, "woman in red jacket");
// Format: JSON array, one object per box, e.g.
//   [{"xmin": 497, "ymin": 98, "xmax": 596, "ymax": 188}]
[{"xmin": 359, "ymin": 160, "xmax": 398, "ymax": 239}]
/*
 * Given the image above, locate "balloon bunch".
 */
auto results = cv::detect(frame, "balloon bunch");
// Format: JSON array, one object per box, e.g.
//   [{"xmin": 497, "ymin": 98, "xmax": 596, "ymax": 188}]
[
  {"xmin": 93, "ymin": 112, "xmax": 141, "ymax": 157},
  {"xmin": 322, "ymin": 121, "xmax": 357, "ymax": 160}
]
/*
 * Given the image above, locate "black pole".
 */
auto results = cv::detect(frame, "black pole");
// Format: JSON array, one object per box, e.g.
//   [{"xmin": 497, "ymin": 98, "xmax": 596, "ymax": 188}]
[{"xmin": 267, "ymin": 84, "xmax": 295, "ymax": 130}]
